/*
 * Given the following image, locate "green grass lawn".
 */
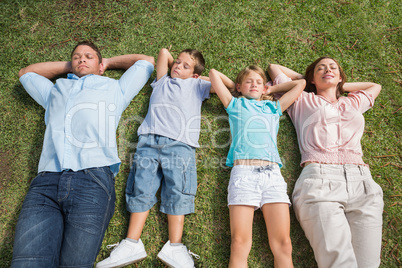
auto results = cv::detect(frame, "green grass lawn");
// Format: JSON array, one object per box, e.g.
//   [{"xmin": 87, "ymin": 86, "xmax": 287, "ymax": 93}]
[{"xmin": 0, "ymin": 0, "xmax": 400, "ymax": 267}]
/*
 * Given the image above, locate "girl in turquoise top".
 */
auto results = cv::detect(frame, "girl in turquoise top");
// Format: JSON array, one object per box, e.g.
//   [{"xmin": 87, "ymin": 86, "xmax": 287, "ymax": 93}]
[{"xmin": 209, "ymin": 66, "xmax": 305, "ymax": 268}]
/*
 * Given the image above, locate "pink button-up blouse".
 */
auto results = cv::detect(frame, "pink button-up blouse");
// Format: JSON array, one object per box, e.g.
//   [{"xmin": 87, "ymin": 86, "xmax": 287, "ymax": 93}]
[{"xmin": 287, "ymin": 90, "xmax": 374, "ymax": 166}]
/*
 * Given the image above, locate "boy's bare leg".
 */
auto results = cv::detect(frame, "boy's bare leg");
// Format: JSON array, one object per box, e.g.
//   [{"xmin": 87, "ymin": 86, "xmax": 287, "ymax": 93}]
[
  {"xmin": 261, "ymin": 203, "xmax": 293, "ymax": 268},
  {"xmin": 228, "ymin": 205, "xmax": 254, "ymax": 268},
  {"xmin": 167, "ymin": 215, "xmax": 184, "ymax": 243},
  {"xmin": 127, "ymin": 211, "xmax": 150, "ymax": 240}
]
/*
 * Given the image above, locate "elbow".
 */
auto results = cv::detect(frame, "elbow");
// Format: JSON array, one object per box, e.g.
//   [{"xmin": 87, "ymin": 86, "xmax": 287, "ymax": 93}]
[
  {"xmin": 267, "ymin": 63, "xmax": 275, "ymax": 71},
  {"xmin": 159, "ymin": 48, "xmax": 170, "ymax": 57},
  {"xmin": 296, "ymin": 79, "xmax": 306, "ymax": 94},
  {"xmin": 369, "ymin": 82, "xmax": 382, "ymax": 96},
  {"xmin": 374, "ymin": 83, "xmax": 382, "ymax": 97},
  {"xmin": 18, "ymin": 68, "xmax": 27, "ymax": 78},
  {"xmin": 376, "ymin": 83, "xmax": 382, "ymax": 93},
  {"xmin": 209, "ymin": 69, "xmax": 217, "ymax": 77},
  {"xmin": 209, "ymin": 69, "xmax": 220, "ymax": 81},
  {"xmin": 266, "ymin": 63, "xmax": 282, "ymax": 80},
  {"xmin": 208, "ymin": 69, "xmax": 218, "ymax": 84},
  {"xmin": 147, "ymin": 56, "xmax": 155, "ymax": 66},
  {"xmin": 298, "ymin": 78, "xmax": 306, "ymax": 88},
  {"xmin": 266, "ymin": 63, "xmax": 273, "ymax": 74},
  {"xmin": 267, "ymin": 63, "xmax": 279, "ymax": 73},
  {"xmin": 137, "ymin": 55, "xmax": 155, "ymax": 67}
]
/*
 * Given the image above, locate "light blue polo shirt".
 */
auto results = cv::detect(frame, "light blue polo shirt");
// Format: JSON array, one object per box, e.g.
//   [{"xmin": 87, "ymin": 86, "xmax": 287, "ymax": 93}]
[
  {"xmin": 225, "ymin": 97, "xmax": 283, "ymax": 167},
  {"xmin": 20, "ymin": 60, "xmax": 154, "ymax": 176}
]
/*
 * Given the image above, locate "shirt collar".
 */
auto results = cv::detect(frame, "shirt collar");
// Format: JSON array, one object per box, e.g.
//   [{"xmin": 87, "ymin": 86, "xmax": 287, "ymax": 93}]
[{"xmin": 67, "ymin": 73, "xmax": 94, "ymax": 80}]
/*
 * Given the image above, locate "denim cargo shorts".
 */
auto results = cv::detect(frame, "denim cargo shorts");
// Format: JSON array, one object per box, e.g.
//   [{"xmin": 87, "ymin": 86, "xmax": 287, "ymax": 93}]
[{"xmin": 125, "ymin": 134, "xmax": 197, "ymax": 215}]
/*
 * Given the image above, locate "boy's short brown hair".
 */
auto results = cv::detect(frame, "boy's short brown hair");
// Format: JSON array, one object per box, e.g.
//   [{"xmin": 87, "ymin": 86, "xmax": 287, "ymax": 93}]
[{"xmin": 180, "ymin": 49, "xmax": 205, "ymax": 75}]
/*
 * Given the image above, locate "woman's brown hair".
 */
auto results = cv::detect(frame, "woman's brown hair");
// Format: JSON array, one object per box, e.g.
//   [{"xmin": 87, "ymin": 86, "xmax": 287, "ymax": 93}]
[{"xmin": 304, "ymin": 57, "xmax": 346, "ymax": 99}]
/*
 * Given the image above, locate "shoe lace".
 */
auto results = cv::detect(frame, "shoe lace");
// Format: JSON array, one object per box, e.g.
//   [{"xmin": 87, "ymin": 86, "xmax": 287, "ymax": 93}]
[
  {"xmin": 106, "ymin": 242, "xmax": 120, "ymax": 250},
  {"xmin": 188, "ymin": 250, "xmax": 200, "ymax": 260}
]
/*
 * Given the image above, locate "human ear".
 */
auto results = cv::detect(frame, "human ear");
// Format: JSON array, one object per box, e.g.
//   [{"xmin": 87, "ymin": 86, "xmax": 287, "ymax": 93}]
[
  {"xmin": 236, "ymin": 83, "xmax": 241, "ymax": 92},
  {"xmin": 192, "ymin": 73, "xmax": 199, "ymax": 78},
  {"xmin": 262, "ymin": 85, "xmax": 268, "ymax": 95},
  {"xmin": 99, "ymin": 63, "xmax": 105, "ymax": 75}
]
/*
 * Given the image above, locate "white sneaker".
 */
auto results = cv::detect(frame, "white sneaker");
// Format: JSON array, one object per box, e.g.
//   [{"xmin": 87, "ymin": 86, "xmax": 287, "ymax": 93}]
[
  {"xmin": 157, "ymin": 240, "xmax": 199, "ymax": 268},
  {"xmin": 96, "ymin": 239, "xmax": 147, "ymax": 268}
]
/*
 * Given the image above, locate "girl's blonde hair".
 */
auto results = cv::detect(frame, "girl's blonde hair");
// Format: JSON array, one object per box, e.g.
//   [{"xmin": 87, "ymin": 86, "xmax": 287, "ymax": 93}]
[{"xmin": 230, "ymin": 65, "xmax": 274, "ymax": 101}]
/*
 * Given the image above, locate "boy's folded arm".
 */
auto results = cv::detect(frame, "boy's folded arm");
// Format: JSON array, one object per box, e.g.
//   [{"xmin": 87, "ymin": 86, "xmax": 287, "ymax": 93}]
[
  {"xmin": 156, "ymin": 48, "xmax": 174, "ymax": 81},
  {"xmin": 199, "ymin": 75, "xmax": 215, "ymax": 94}
]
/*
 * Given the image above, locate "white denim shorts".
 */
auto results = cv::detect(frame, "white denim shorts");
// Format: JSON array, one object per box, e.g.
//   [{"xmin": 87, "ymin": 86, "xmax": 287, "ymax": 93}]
[{"xmin": 228, "ymin": 165, "xmax": 291, "ymax": 209}]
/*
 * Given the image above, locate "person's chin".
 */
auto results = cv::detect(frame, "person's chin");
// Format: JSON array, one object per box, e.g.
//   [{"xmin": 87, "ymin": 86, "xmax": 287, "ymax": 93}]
[
  {"xmin": 247, "ymin": 93, "xmax": 259, "ymax": 99},
  {"xmin": 74, "ymin": 71, "xmax": 87, "ymax": 78}
]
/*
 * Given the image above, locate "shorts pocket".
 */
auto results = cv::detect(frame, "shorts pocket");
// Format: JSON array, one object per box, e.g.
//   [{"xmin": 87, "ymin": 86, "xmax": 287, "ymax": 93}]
[
  {"xmin": 231, "ymin": 174, "xmax": 255, "ymax": 190},
  {"xmin": 125, "ymin": 161, "xmax": 136, "ymax": 196},
  {"xmin": 181, "ymin": 158, "xmax": 197, "ymax": 196},
  {"xmin": 270, "ymin": 168, "xmax": 288, "ymax": 192},
  {"xmin": 273, "ymin": 182, "xmax": 288, "ymax": 193}
]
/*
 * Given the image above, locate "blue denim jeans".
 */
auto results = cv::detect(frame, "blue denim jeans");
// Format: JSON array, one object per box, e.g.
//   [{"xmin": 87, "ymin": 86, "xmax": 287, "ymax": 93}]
[
  {"xmin": 11, "ymin": 167, "xmax": 116, "ymax": 268},
  {"xmin": 125, "ymin": 134, "xmax": 197, "ymax": 215}
]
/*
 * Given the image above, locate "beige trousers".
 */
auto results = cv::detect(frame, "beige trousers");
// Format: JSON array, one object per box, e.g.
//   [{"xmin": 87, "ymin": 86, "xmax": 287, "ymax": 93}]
[{"xmin": 292, "ymin": 164, "xmax": 384, "ymax": 268}]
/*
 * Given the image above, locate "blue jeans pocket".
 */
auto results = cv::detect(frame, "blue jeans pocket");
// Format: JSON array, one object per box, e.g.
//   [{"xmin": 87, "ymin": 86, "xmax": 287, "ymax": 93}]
[{"xmin": 87, "ymin": 167, "xmax": 115, "ymax": 199}]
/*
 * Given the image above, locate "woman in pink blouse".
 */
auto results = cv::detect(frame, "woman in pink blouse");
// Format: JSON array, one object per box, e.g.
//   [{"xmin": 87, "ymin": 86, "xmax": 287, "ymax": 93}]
[{"xmin": 268, "ymin": 57, "xmax": 383, "ymax": 268}]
